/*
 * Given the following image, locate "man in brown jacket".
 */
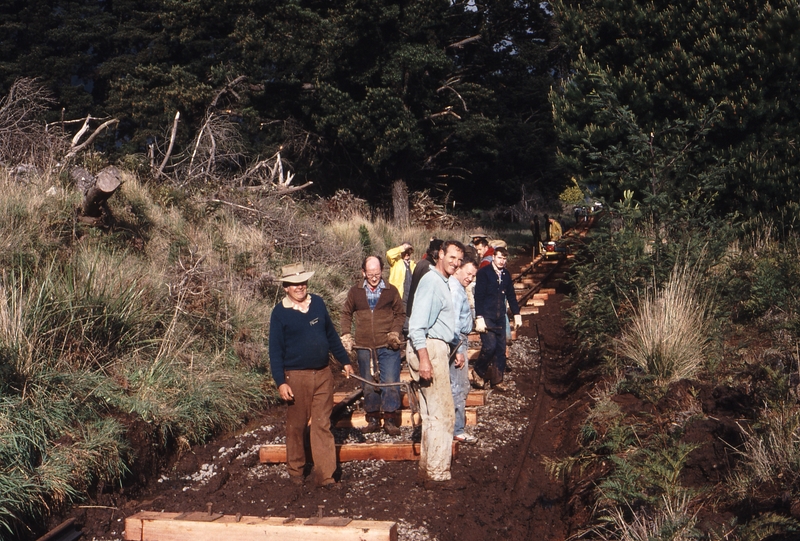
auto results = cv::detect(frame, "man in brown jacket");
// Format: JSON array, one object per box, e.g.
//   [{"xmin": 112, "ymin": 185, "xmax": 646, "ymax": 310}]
[{"xmin": 341, "ymin": 255, "xmax": 406, "ymax": 436}]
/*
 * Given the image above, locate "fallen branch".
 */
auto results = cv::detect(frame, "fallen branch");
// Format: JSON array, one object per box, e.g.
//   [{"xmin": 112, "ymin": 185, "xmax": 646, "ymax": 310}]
[{"xmin": 240, "ymin": 180, "xmax": 313, "ymax": 194}]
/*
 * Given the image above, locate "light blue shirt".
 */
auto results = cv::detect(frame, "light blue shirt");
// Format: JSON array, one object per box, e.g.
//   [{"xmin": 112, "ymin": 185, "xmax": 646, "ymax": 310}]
[
  {"xmin": 448, "ymin": 275, "xmax": 473, "ymax": 356},
  {"xmin": 408, "ymin": 267, "xmax": 457, "ymax": 350}
]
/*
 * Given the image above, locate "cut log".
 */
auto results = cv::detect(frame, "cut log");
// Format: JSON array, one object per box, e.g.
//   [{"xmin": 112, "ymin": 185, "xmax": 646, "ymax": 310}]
[
  {"xmin": 124, "ymin": 511, "xmax": 396, "ymax": 541},
  {"xmin": 80, "ymin": 165, "xmax": 122, "ymax": 220},
  {"xmin": 336, "ymin": 408, "xmax": 476, "ymax": 429},
  {"xmin": 259, "ymin": 441, "xmax": 459, "ymax": 463}
]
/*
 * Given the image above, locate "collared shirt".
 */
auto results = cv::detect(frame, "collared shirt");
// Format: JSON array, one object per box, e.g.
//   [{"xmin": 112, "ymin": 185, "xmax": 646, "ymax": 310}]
[
  {"xmin": 448, "ymin": 275, "xmax": 473, "ymax": 355},
  {"xmin": 363, "ymin": 278, "xmax": 386, "ymax": 311},
  {"xmin": 408, "ymin": 267, "xmax": 457, "ymax": 350}
]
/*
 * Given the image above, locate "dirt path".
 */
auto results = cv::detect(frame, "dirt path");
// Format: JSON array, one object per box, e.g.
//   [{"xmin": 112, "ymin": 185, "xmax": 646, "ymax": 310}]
[{"xmin": 52, "ymin": 252, "xmax": 596, "ymax": 541}]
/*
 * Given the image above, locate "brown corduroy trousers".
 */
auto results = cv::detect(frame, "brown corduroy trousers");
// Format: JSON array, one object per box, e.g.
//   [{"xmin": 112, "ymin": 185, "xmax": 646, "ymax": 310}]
[{"xmin": 284, "ymin": 367, "xmax": 336, "ymax": 485}]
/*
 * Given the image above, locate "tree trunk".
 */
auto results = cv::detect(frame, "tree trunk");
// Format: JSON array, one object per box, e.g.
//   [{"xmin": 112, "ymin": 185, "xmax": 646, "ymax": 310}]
[
  {"xmin": 81, "ymin": 165, "xmax": 121, "ymax": 222},
  {"xmin": 392, "ymin": 179, "xmax": 409, "ymax": 226}
]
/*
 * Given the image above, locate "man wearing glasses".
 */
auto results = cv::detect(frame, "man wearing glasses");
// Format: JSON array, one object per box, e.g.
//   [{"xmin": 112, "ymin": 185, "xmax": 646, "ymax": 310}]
[{"xmin": 340, "ymin": 256, "xmax": 406, "ymax": 436}]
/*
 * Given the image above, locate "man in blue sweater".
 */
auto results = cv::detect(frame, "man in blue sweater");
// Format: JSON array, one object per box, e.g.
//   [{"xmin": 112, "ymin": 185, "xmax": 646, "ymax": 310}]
[
  {"xmin": 269, "ymin": 263, "xmax": 354, "ymax": 489},
  {"xmin": 473, "ymin": 247, "xmax": 522, "ymax": 391}
]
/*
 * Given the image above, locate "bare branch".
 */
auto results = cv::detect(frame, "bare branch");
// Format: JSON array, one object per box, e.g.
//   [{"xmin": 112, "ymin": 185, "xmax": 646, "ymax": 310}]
[
  {"xmin": 427, "ymin": 108, "xmax": 462, "ymax": 121},
  {"xmin": 447, "ymin": 35, "xmax": 481, "ymax": 49},
  {"xmin": 0, "ymin": 78, "xmax": 65, "ymax": 168},
  {"xmin": 64, "ymin": 117, "xmax": 119, "ymax": 160},
  {"xmin": 240, "ymin": 180, "xmax": 313, "ymax": 194},
  {"xmin": 157, "ymin": 111, "xmax": 181, "ymax": 178},
  {"xmin": 210, "ymin": 75, "xmax": 247, "ymax": 109}
]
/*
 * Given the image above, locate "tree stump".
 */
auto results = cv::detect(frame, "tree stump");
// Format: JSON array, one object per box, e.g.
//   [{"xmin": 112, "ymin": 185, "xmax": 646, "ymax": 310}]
[
  {"xmin": 78, "ymin": 165, "xmax": 122, "ymax": 226},
  {"xmin": 392, "ymin": 179, "xmax": 409, "ymax": 226}
]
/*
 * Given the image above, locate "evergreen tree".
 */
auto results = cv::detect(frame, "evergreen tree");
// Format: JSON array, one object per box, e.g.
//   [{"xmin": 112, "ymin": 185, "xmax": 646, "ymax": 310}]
[
  {"xmin": 551, "ymin": 0, "xmax": 800, "ymax": 223},
  {"xmin": 0, "ymin": 0, "xmax": 561, "ymax": 208}
]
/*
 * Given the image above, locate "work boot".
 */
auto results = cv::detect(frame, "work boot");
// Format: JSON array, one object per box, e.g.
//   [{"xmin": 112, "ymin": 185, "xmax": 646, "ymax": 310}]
[
  {"xmin": 360, "ymin": 413, "xmax": 381, "ymax": 434},
  {"xmin": 383, "ymin": 415, "xmax": 402, "ymax": 437},
  {"xmin": 423, "ymin": 478, "xmax": 467, "ymax": 491},
  {"xmin": 469, "ymin": 368, "xmax": 485, "ymax": 389}
]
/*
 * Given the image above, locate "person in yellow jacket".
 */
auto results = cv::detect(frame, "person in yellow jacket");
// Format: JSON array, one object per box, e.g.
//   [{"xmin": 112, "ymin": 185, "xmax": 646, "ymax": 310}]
[
  {"xmin": 386, "ymin": 243, "xmax": 416, "ymax": 333},
  {"xmin": 387, "ymin": 242, "xmax": 415, "ymax": 301},
  {"xmin": 548, "ymin": 217, "xmax": 563, "ymax": 242}
]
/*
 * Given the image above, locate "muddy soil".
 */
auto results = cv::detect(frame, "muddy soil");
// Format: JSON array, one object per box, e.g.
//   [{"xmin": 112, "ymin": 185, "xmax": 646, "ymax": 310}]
[{"xmin": 46, "ymin": 253, "xmax": 598, "ymax": 541}]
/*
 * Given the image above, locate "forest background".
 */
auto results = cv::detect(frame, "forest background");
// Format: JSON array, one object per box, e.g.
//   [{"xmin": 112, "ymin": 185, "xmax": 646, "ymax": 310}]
[{"xmin": 3, "ymin": 0, "xmax": 800, "ymax": 539}]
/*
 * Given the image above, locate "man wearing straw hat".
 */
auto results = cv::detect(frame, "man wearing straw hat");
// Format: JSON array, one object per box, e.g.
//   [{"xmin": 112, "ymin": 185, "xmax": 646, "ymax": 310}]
[{"xmin": 269, "ymin": 262, "xmax": 354, "ymax": 489}]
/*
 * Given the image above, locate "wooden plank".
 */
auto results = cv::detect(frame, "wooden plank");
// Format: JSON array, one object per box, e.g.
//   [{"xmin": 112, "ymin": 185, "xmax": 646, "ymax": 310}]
[
  {"xmin": 539, "ymin": 288, "xmax": 557, "ymax": 295},
  {"xmin": 532, "ymin": 292, "xmax": 549, "ymax": 300},
  {"xmin": 259, "ymin": 442, "xmax": 459, "ymax": 463},
  {"xmin": 467, "ymin": 332, "xmax": 481, "ymax": 341},
  {"xmin": 336, "ymin": 408, "xmax": 477, "ymax": 428},
  {"xmin": 519, "ymin": 306, "xmax": 539, "ymax": 316},
  {"xmin": 124, "ymin": 511, "xmax": 397, "ymax": 541},
  {"xmin": 333, "ymin": 389, "xmax": 486, "ymax": 407}
]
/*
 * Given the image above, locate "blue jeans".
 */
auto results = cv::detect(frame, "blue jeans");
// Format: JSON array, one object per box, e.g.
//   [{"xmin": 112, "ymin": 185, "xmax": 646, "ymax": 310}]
[
  {"xmin": 449, "ymin": 357, "xmax": 470, "ymax": 436},
  {"xmin": 357, "ymin": 347, "xmax": 402, "ymax": 413},
  {"xmin": 474, "ymin": 326, "xmax": 507, "ymax": 385}
]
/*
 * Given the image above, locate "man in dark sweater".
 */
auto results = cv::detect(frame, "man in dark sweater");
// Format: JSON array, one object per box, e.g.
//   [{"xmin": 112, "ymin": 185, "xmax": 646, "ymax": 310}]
[
  {"xmin": 473, "ymin": 247, "xmax": 522, "ymax": 391},
  {"xmin": 340, "ymin": 256, "xmax": 406, "ymax": 436},
  {"xmin": 269, "ymin": 263, "xmax": 354, "ymax": 489}
]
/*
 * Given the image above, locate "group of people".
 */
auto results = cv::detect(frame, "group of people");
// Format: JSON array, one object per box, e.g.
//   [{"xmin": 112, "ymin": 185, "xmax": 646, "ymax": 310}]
[{"xmin": 268, "ymin": 231, "xmax": 522, "ymax": 491}]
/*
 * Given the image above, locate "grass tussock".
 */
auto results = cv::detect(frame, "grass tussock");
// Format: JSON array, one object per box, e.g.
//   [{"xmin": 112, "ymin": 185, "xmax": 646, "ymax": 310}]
[
  {"xmin": 616, "ymin": 264, "xmax": 713, "ymax": 387},
  {"xmin": 733, "ymin": 406, "xmax": 800, "ymax": 492}
]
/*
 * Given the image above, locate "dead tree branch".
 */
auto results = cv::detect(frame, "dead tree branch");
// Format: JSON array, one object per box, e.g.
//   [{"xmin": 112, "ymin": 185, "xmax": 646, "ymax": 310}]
[
  {"xmin": 437, "ymin": 78, "xmax": 469, "ymax": 112},
  {"xmin": 210, "ymin": 75, "xmax": 247, "ymax": 109},
  {"xmin": 64, "ymin": 116, "xmax": 119, "ymax": 160},
  {"xmin": 0, "ymin": 78, "xmax": 65, "ymax": 167},
  {"xmin": 157, "ymin": 111, "xmax": 181, "ymax": 178},
  {"xmin": 447, "ymin": 35, "xmax": 481, "ymax": 49}
]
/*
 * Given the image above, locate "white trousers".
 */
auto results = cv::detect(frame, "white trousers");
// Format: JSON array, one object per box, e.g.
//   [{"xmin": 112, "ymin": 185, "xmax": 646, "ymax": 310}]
[{"xmin": 406, "ymin": 338, "xmax": 455, "ymax": 481}]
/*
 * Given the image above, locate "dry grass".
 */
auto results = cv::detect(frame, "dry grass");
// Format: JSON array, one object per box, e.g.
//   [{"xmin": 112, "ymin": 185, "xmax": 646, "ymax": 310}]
[
  {"xmin": 617, "ymin": 264, "xmax": 713, "ymax": 387},
  {"xmin": 579, "ymin": 494, "xmax": 700, "ymax": 541},
  {"xmin": 735, "ymin": 406, "xmax": 800, "ymax": 488}
]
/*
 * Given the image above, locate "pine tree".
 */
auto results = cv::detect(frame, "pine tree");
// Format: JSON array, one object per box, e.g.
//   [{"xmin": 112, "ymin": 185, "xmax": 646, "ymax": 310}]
[{"xmin": 551, "ymin": 0, "xmax": 800, "ymax": 223}]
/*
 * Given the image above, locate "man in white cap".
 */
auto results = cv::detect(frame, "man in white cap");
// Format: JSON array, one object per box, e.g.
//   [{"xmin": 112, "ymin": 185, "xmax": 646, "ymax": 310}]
[{"xmin": 269, "ymin": 262, "xmax": 354, "ymax": 489}]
